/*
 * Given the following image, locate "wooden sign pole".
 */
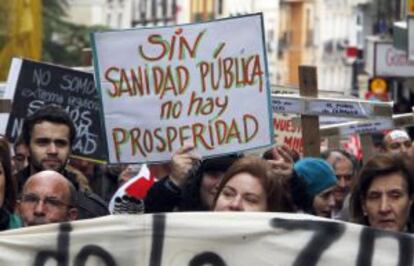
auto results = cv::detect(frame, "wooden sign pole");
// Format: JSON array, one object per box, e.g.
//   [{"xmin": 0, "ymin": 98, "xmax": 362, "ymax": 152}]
[
  {"xmin": 272, "ymin": 76, "xmax": 394, "ymax": 159},
  {"xmin": 299, "ymin": 66, "xmax": 320, "ymax": 157},
  {"xmin": 0, "ymin": 99, "xmax": 12, "ymax": 113},
  {"xmin": 359, "ymin": 133, "xmax": 375, "ymax": 163}
]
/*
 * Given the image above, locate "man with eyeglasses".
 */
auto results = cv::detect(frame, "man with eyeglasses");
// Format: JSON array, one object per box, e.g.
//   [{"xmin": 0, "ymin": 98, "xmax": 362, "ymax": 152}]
[
  {"xmin": 16, "ymin": 105, "xmax": 108, "ymax": 219},
  {"xmin": 18, "ymin": 170, "xmax": 78, "ymax": 226},
  {"xmin": 322, "ymin": 149, "xmax": 357, "ymax": 220},
  {"xmin": 382, "ymin": 129, "xmax": 412, "ymax": 157}
]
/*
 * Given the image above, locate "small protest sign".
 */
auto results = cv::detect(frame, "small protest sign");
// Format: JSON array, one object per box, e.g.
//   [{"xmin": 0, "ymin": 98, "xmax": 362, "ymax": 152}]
[
  {"xmin": 5, "ymin": 58, "xmax": 107, "ymax": 162},
  {"xmin": 92, "ymin": 14, "xmax": 273, "ymax": 163},
  {"xmin": 271, "ymin": 86, "xmax": 303, "ymax": 154},
  {"xmin": 271, "ymin": 94, "xmax": 393, "ymax": 118},
  {"xmin": 108, "ymin": 164, "xmax": 155, "ymax": 214}
]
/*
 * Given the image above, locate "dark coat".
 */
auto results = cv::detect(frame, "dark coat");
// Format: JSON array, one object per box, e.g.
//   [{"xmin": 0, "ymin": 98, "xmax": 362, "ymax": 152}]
[{"xmin": 144, "ymin": 177, "xmax": 184, "ymax": 213}]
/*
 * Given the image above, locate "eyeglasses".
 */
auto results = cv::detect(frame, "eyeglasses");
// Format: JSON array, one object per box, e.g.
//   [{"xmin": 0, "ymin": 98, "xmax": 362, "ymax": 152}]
[
  {"xmin": 336, "ymin": 174, "xmax": 353, "ymax": 182},
  {"xmin": 13, "ymin": 154, "xmax": 27, "ymax": 163},
  {"xmin": 20, "ymin": 193, "xmax": 71, "ymax": 209},
  {"xmin": 389, "ymin": 141, "xmax": 412, "ymax": 150}
]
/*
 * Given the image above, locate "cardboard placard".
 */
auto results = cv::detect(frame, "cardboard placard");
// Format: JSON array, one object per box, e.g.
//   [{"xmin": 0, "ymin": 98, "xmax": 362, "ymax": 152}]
[
  {"xmin": 92, "ymin": 14, "xmax": 273, "ymax": 163},
  {"xmin": 5, "ymin": 58, "xmax": 107, "ymax": 162}
]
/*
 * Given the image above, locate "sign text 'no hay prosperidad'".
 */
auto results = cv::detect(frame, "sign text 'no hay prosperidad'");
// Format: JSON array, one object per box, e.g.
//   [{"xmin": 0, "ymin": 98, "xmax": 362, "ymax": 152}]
[{"xmin": 91, "ymin": 13, "xmax": 273, "ymax": 163}]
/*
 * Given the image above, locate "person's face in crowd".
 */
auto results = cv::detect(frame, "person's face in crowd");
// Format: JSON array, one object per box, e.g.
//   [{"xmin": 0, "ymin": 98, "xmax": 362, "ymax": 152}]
[
  {"xmin": 362, "ymin": 172, "xmax": 413, "ymax": 232},
  {"xmin": 200, "ymin": 171, "xmax": 225, "ymax": 209},
  {"xmin": 384, "ymin": 133, "xmax": 412, "ymax": 156},
  {"xmin": 13, "ymin": 143, "xmax": 29, "ymax": 174},
  {"xmin": 18, "ymin": 171, "xmax": 77, "ymax": 226},
  {"xmin": 313, "ymin": 186, "xmax": 336, "ymax": 218},
  {"xmin": 0, "ymin": 162, "xmax": 5, "ymax": 207},
  {"xmin": 214, "ymin": 172, "xmax": 267, "ymax": 212},
  {"xmin": 29, "ymin": 121, "xmax": 71, "ymax": 173},
  {"xmin": 333, "ymin": 158, "xmax": 353, "ymax": 208}
]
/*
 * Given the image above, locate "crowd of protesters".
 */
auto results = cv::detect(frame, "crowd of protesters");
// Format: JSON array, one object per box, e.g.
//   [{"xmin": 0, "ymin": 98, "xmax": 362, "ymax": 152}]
[{"xmin": 0, "ymin": 104, "xmax": 413, "ymax": 235}]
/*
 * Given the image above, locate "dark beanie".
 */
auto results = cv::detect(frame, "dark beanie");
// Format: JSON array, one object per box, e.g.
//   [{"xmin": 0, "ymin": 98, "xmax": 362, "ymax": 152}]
[
  {"xmin": 199, "ymin": 154, "xmax": 241, "ymax": 173},
  {"xmin": 293, "ymin": 158, "xmax": 337, "ymax": 198},
  {"xmin": 179, "ymin": 153, "xmax": 241, "ymax": 211}
]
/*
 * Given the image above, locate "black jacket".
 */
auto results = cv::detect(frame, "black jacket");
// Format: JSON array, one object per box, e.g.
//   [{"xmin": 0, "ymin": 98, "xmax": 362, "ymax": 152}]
[
  {"xmin": 144, "ymin": 174, "xmax": 208, "ymax": 213},
  {"xmin": 144, "ymin": 177, "xmax": 182, "ymax": 213}
]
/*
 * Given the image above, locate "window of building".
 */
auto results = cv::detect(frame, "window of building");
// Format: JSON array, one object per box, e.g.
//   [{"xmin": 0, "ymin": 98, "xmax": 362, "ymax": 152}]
[
  {"xmin": 217, "ymin": 0, "xmax": 223, "ymax": 15},
  {"xmin": 267, "ymin": 30, "xmax": 274, "ymax": 53},
  {"xmin": 106, "ymin": 13, "xmax": 111, "ymax": 26},
  {"xmin": 305, "ymin": 8, "xmax": 314, "ymax": 47},
  {"xmin": 118, "ymin": 12, "xmax": 122, "ymax": 28}
]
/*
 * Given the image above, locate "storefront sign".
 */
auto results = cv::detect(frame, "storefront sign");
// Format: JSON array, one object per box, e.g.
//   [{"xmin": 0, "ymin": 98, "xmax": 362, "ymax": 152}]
[{"xmin": 373, "ymin": 42, "xmax": 414, "ymax": 77}]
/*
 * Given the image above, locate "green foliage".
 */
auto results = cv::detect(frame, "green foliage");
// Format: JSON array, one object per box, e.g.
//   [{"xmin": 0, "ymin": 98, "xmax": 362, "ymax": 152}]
[{"xmin": 43, "ymin": 0, "xmax": 109, "ymax": 66}]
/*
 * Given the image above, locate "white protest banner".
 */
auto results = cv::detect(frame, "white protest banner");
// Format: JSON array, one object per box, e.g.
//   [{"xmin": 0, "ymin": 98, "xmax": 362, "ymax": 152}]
[
  {"xmin": 0, "ymin": 212, "xmax": 413, "ymax": 265},
  {"xmin": 339, "ymin": 119, "xmax": 393, "ymax": 136},
  {"xmin": 271, "ymin": 94, "xmax": 393, "ymax": 119},
  {"xmin": 320, "ymin": 113, "xmax": 414, "ymax": 137},
  {"xmin": 321, "ymin": 119, "xmax": 393, "ymax": 137},
  {"xmin": 92, "ymin": 14, "xmax": 273, "ymax": 163},
  {"xmin": 271, "ymin": 97, "xmax": 303, "ymax": 114}
]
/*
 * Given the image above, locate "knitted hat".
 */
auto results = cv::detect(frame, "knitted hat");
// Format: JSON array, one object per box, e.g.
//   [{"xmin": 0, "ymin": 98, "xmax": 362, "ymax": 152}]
[
  {"xmin": 293, "ymin": 158, "xmax": 337, "ymax": 198},
  {"xmin": 200, "ymin": 154, "xmax": 241, "ymax": 173}
]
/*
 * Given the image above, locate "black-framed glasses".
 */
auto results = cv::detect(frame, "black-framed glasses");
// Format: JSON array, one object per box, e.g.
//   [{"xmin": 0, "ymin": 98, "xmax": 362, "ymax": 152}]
[
  {"xmin": 389, "ymin": 141, "xmax": 412, "ymax": 150},
  {"xmin": 336, "ymin": 174, "xmax": 353, "ymax": 181},
  {"xmin": 20, "ymin": 193, "xmax": 71, "ymax": 209}
]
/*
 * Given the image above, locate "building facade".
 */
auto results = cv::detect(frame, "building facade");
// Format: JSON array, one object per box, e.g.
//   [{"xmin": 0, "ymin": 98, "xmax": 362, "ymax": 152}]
[
  {"xmin": 276, "ymin": 0, "xmax": 371, "ymax": 94},
  {"xmin": 64, "ymin": 0, "xmax": 392, "ymax": 98},
  {"xmin": 66, "ymin": 0, "xmax": 133, "ymax": 29},
  {"xmin": 213, "ymin": 0, "xmax": 280, "ymax": 84},
  {"xmin": 65, "ymin": 0, "xmax": 182, "ymax": 29}
]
